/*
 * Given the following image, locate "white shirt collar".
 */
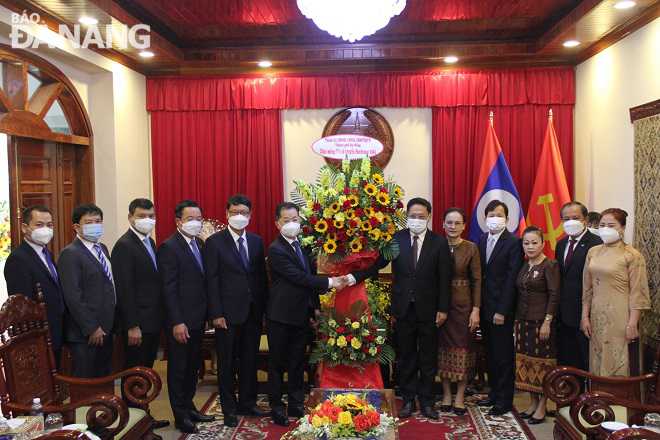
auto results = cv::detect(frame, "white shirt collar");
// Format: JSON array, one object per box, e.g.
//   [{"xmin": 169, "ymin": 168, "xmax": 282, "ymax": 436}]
[
  {"xmin": 24, "ymin": 237, "xmax": 45, "ymax": 254},
  {"xmin": 488, "ymin": 228, "xmax": 505, "ymax": 243},
  {"xmin": 410, "ymin": 228, "xmax": 427, "ymax": 242},
  {"xmin": 77, "ymin": 234, "xmax": 99, "ymax": 250},
  {"xmin": 130, "ymin": 225, "xmax": 148, "ymax": 241},
  {"xmin": 569, "ymin": 228, "xmax": 588, "ymax": 243},
  {"xmin": 228, "ymin": 227, "xmax": 246, "ymax": 243},
  {"xmin": 178, "ymin": 228, "xmax": 196, "ymax": 244},
  {"xmin": 281, "ymin": 233, "xmax": 298, "ymax": 245}
]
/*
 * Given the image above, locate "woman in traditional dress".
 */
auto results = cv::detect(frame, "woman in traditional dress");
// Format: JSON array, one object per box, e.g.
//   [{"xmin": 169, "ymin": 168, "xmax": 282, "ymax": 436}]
[
  {"xmin": 515, "ymin": 226, "xmax": 560, "ymax": 425},
  {"xmin": 437, "ymin": 207, "xmax": 481, "ymax": 416},
  {"xmin": 581, "ymin": 208, "xmax": 650, "ymax": 377}
]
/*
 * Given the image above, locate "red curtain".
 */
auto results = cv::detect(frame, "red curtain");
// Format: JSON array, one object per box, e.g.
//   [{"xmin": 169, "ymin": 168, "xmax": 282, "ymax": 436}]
[
  {"xmin": 151, "ymin": 110, "xmax": 283, "ymax": 246},
  {"xmin": 431, "ymin": 104, "xmax": 574, "ymax": 235}
]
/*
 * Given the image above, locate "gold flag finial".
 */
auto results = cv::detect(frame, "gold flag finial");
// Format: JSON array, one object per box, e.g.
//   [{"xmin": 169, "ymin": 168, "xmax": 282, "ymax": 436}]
[
  {"xmin": 549, "ymin": 109, "xmax": 553, "ymax": 120},
  {"xmin": 489, "ymin": 111, "xmax": 493, "ymax": 123}
]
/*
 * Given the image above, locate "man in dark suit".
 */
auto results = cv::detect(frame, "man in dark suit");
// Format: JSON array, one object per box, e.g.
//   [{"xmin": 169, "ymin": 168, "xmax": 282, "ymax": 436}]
[
  {"xmin": 476, "ymin": 200, "xmax": 524, "ymax": 416},
  {"xmin": 203, "ymin": 194, "xmax": 270, "ymax": 427},
  {"xmin": 111, "ymin": 198, "xmax": 169, "ymax": 431},
  {"xmin": 267, "ymin": 202, "xmax": 346, "ymax": 426},
  {"xmin": 348, "ymin": 197, "xmax": 451, "ymax": 419},
  {"xmin": 158, "ymin": 200, "xmax": 215, "ymax": 434},
  {"xmin": 58, "ymin": 204, "xmax": 116, "ymax": 378},
  {"xmin": 555, "ymin": 201, "xmax": 602, "ymax": 375},
  {"xmin": 4, "ymin": 205, "xmax": 65, "ymax": 366}
]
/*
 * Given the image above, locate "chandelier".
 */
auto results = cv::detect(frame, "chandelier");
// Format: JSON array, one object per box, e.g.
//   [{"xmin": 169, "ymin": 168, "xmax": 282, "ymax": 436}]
[{"xmin": 297, "ymin": 0, "xmax": 406, "ymax": 43}]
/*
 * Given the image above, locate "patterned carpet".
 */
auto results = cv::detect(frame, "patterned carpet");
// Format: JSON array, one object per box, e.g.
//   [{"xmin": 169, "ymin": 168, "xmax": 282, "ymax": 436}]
[{"xmin": 178, "ymin": 393, "xmax": 536, "ymax": 439}]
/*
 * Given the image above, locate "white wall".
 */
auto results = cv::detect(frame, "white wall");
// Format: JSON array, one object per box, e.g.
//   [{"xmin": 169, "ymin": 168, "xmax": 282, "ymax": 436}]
[{"xmin": 575, "ymin": 17, "xmax": 660, "ymax": 241}]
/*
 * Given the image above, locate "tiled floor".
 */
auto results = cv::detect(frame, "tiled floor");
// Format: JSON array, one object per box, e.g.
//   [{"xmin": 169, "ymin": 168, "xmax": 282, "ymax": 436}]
[{"xmin": 141, "ymin": 360, "xmax": 555, "ymax": 439}]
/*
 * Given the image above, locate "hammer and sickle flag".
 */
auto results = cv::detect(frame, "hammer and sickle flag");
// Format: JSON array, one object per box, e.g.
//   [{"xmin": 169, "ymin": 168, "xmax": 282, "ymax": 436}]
[{"xmin": 526, "ymin": 111, "xmax": 571, "ymax": 256}]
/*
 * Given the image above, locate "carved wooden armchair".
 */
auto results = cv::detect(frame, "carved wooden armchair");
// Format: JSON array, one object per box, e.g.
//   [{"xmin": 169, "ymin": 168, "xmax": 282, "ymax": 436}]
[
  {"xmin": 0, "ymin": 292, "xmax": 162, "ymax": 439},
  {"xmin": 544, "ymin": 335, "xmax": 660, "ymax": 440}
]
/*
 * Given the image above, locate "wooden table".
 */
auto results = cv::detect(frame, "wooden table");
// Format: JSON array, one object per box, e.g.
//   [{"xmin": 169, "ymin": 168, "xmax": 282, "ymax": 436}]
[{"xmin": 307, "ymin": 388, "xmax": 399, "ymax": 439}]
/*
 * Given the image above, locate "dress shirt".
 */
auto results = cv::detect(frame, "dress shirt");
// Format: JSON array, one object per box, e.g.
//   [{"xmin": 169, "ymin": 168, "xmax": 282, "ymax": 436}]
[
  {"xmin": 563, "ymin": 228, "xmax": 588, "ymax": 260},
  {"xmin": 228, "ymin": 227, "xmax": 249, "ymax": 261},
  {"xmin": 411, "ymin": 228, "xmax": 428, "ymax": 261},
  {"xmin": 78, "ymin": 235, "xmax": 113, "ymax": 275},
  {"xmin": 281, "ymin": 233, "xmax": 332, "ymax": 289},
  {"xmin": 25, "ymin": 238, "xmax": 53, "ymax": 276},
  {"xmin": 130, "ymin": 225, "xmax": 155, "ymax": 254}
]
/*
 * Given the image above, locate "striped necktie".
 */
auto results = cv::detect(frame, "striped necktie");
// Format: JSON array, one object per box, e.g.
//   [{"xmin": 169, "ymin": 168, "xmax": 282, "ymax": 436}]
[{"xmin": 93, "ymin": 243, "xmax": 113, "ymax": 283}]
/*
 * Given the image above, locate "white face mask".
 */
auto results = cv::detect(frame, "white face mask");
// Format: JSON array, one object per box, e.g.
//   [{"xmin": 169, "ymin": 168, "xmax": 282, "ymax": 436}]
[
  {"xmin": 228, "ymin": 214, "xmax": 250, "ymax": 230},
  {"xmin": 134, "ymin": 218, "xmax": 156, "ymax": 235},
  {"xmin": 407, "ymin": 218, "xmax": 427, "ymax": 235},
  {"xmin": 180, "ymin": 220, "xmax": 202, "ymax": 237},
  {"xmin": 280, "ymin": 222, "xmax": 301, "ymax": 239},
  {"xmin": 588, "ymin": 227, "xmax": 599, "ymax": 235},
  {"xmin": 563, "ymin": 220, "xmax": 585, "ymax": 237},
  {"xmin": 28, "ymin": 226, "xmax": 54, "ymax": 246},
  {"xmin": 486, "ymin": 217, "xmax": 506, "ymax": 233},
  {"xmin": 598, "ymin": 227, "xmax": 622, "ymax": 244}
]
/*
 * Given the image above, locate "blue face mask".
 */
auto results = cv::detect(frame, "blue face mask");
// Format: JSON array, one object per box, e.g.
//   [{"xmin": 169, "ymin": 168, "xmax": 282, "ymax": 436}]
[{"xmin": 80, "ymin": 223, "xmax": 104, "ymax": 242}]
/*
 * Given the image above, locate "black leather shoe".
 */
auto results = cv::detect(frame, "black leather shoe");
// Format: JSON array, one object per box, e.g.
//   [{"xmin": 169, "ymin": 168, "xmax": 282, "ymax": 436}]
[
  {"xmin": 288, "ymin": 406, "xmax": 305, "ymax": 418},
  {"xmin": 151, "ymin": 419, "xmax": 170, "ymax": 429},
  {"xmin": 528, "ymin": 415, "xmax": 546, "ymax": 424},
  {"xmin": 190, "ymin": 409, "xmax": 215, "ymax": 422},
  {"xmin": 421, "ymin": 406, "xmax": 439, "ymax": 419},
  {"xmin": 488, "ymin": 405, "xmax": 512, "ymax": 416},
  {"xmin": 453, "ymin": 406, "xmax": 466, "ymax": 416},
  {"xmin": 272, "ymin": 411, "xmax": 290, "ymax": 426},
  {"xmin": 477, "ymin": 397, "xmax": 496, "ymax": 407},
  {"xmin": 518, "ymin": 411, "xmax": 533, "ymax": 419},
  {"xmin": 175, "ymin": 419, "xmax": 199, "ymax": 434},
  {"xmin": 398, "ymin": 401, "xmax": 415, "ymax": 418},
  {"xmin": 223, "ymin": 413, "xmax": 238, "ymax": 427},
  {"xmin": 238, "ymin": 406, "xmax": 271, "ymax": 416},
  {"xmin": 439, "ymin": 404, "xmax": 453, "ymax": 412}
]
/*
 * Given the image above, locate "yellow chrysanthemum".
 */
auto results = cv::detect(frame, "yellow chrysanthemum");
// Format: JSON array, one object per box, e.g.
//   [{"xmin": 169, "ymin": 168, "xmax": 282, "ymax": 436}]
[
  {"xmin": 374, "ymin": 212, "xmax": 384, "ymax": 222},
  {"xmin": 315, "ymin": 219, "xmax": 328, "ymax": 233},
  {"xmin": 376, "ymin": 193, "xmax": 390, "ymax": 206},
  {"xmin": 361, "ymin": 222, "xmax": 372, "ymax": 231},
  {"xmin": 329, "ymin": 202, "xmax": 340, "ymax": 212},
  {"xmin": 364, "ymin": 184, "xmax": 378, "ymax": 196},
  {"xmin": 369, "ymin": 229, "xmax": 381, "ymax": 240},
  {"xmin": 393, "ymin": 187, "xmax": 403, "ymax": 197},
  {"xmin": 348, "ymin": 195, "xmax": 359, "ymax": 207},
  {"xmin": 338, "ymin": 195, "xmax": 347, "ymax": 204},
  {"xmin": 323, "ymin": 208, "xmax": 333, "ymax": 219},
  {"xmin": 351, "ymin": 338, "xmax": 362, "ymax": 349},
  {"xmin": 372, "ymin": 174, "xmax": 384, "ymax": 184},
  {"xmin": 382, "ymin": 232, "xmax": 392, "ymax": 242},
  {"xmin": 334, "ymin": 212, "xmax": 346, "ymax": 222},
  {"xmin": 349, "ymin": 239, "xmax": 362, "ymax": 253},
  {"xmin": 306, "ymin": 200, "xmax": 314, "ymax": 209},
  {"xmin": 334, "ymin": 219, "xmax": 344, "ymax": 229},
  {"xmin": 324, "ymin": 239, "xmax": 337, "ymax": 253},
  {"xmin": 387, "ymin": 223, "xmax": 396, "ymax": 234},
  {"xmin": 365, "ymin": 207, "xmax": 374, "ymax": 217}
]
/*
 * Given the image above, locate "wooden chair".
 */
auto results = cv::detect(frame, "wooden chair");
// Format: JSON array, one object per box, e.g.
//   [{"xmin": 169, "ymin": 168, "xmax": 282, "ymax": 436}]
[
  {"xmin": 0, "ymin": 291, "xmax": 162, "ymax": 439},
  {"xmin": 544, "ymin": 331, "xmax": 660, "ymax": 440}
]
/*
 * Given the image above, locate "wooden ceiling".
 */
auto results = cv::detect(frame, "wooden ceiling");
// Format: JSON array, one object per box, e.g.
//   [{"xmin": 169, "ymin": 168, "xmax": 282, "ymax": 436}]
[{"xmin": 1, "ymin": 0, "xmax": 659, "ymax": 75}]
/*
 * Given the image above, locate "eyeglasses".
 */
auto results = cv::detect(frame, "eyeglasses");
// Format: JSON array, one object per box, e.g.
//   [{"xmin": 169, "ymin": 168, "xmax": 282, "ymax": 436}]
[
  {"xmin": 229, "ymin": 210, "xmax": 250, "ymax": 216},
  {"xmin": 408, "ymin": 215, "xmax": 428, "ymax": 220}
]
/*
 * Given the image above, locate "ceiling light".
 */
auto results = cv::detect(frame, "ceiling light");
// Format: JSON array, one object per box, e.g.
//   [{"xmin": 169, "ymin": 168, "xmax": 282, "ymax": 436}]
[
  {"xmin": 297, "ymin": 0, "xmax": 406, "ymax": 43},
  {"xmin": 258, "ymin": 61, "xmax": 272, "ymax": 68},
  {"xmin": 563, "ymin": 40, "xmax": 580, "ymax": 47},
  {"xmin": 614, "ymin": 1, "xmax": 635, "ymax": 9},
  {"xmin": 444, "ymin": 56, "xmax": 458, "ymax": 63},
  {"xmin": 78, "ymin": 17, "xmax": 98, "ymax": 25},
  {"xmin": 139, "ymin": 51, "xmax": 154, "ymax": 57}
]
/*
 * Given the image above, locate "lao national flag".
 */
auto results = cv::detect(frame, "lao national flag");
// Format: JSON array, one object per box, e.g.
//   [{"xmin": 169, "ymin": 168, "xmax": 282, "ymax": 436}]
[
  {"xmin": 526, "ymin": 112, "xmax": 571, "ymax": 256},
  {"xmin": 468, "ymin": 118, "xmax": 526, "ymax": 242}
]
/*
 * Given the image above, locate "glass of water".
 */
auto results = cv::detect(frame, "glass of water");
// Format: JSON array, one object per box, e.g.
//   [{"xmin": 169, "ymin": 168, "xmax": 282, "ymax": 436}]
[
  {"xmin": 44, "ymin": 413, "xmax": 64, "ymax": 433},
  {"xmin": 644, "ymin": 412, "xmax": 660, "ymax": 428}
]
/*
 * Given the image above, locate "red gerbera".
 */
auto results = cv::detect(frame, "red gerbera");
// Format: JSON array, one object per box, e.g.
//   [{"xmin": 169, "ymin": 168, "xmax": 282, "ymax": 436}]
[
  {"xmin": 369, "ymin": 217, "xmax": 379, "ymax": 227},
  {"xmin": 337, "ymin": 327, "xmax": 345, "ymax": 333},
  {"xmin": 380, "ymin": 187, "xmax": 388, "ymax": 193},
  {"xmin": 349, "ymin": 219, "xmax": 358, "ymax": 229},
  {"xmin": 397, "ymin": 200, "xmax": 404, "ymax": 208},
  {"xmin": 360, "ymin": 236, "xmax": 368, "ymax": 245},
  {"xmin": 302, "ymin": 226, "xmax": 311, "ymax": 235},
  {"xmin": 309, "ymin": 216, "xmax": 318, "ymax": 225},
  {"xmin": 361, "ymin": 181, "xmax": 368, "ymax": 188},
  {"xmin": 355, "ymin": 208, "xmax": 364, "ymax": 217},
  {"xmin": 313, "ymin": 203, "xmax": 321, "ymax": 211},
  {"xmin": 346, "ymin": 334, "xmax": 354, "ymax": 341},
  {"xmin": 343, "ymin": 200, "xmax": 352, "ymax": 209},
  {"xmin": 343, "ymin": 187, "xmax": 351, "ymax": 194}
]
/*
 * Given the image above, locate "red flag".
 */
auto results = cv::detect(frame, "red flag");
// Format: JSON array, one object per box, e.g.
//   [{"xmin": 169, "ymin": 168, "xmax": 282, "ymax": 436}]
[{"xmin": 526, "ymin": 111, "xmax": 571, "ymax": 256}]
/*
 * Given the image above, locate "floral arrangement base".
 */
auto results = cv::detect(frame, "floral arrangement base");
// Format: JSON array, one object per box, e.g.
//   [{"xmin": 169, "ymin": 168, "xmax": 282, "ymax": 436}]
[{"xmin": 318, "ymin": 362, "xmax": 384, "ymax": 389}]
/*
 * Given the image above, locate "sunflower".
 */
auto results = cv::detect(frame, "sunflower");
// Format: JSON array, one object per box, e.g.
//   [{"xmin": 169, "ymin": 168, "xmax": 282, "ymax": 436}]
[
  {"xmin": 347, "ymin": 195, "xmax": 359, "ymax": 207},
  {"xmin": 329, "ymin": 202, "xmax": 340, "ymax": 212},
  {"xmin": 372, "ymin": 174, "xmax": 384, "ymax": 184},
  {"xmin": 334, "ymin": 219, "xmax": 344, "ymax": 229},
  {"xmin": 327, "ymin": 233, "xmax": 337, "ymax": 241},
  {"xmin": 365, "ymin": 207, "xmax": 375, "ymax": 217},
  {"xmin": 387, "ymin": 223, "xmax": 396, "ymax": 234},
  {"xmin": 346, "ymin": 209, "xmax": 356, "ymax": 219},
  {"xmin": 349, "ymin": 239, "xmax": 362, "ymax": 253},
  {"xmin": 315, "ymin": 219, "xmax": 328, "ymax": 233},
  {"xmin": 361, "ymin": 222, "xmax": 372, "ymax": 232},
  {"xmin": 364, "ymin": 184, "xmax": 378, "ymax": 196},
  {"xmin": 381, "ymin": 232, "xmax": 392, "ymax": 242},
  {"xmin": 383, "ymin": 215, "xmax": 392, "ymax": 223},
  {"xmin": 376, "ymin": 193, "xmax": 390, "ymax": 206},
  {"xmin": 393, "ymin": 187, "xmax": 403, "ymax": 198},
  {"xmin": 369, "ymin": 229, "xmax": 381, "ymax": 240},
  {"xmin": 324, "ymin": 239, "xmax": 337, "ymax": 253},
  {"xmin": 346, "ymin": 228, "xmax": 355, "ymax": 236}
]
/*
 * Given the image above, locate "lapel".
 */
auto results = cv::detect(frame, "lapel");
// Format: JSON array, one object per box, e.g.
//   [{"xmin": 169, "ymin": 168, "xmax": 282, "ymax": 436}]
[
  {"xmin": 222, "ymin": 228, "xmax": 248, "ymax": 272},
  {"xmin": 415, "ymin": 230, "xmax": 434, "ymax": 274},
  {"xmin": 74, "ymin": 238, "xmax": 112, "ymax": 283},
  {"xmin": 126, "ymin": 229, "xmax": 158, "ymax": 275},
  {"xmin": 478, "ymin": 233, "xmax": 487, "ymax": 268},
  {"xmin": 565, "ymin": 231, "xmax": 592, "ymax": 272},
  {"xmin": 556, "ymin": 237, "xmax": 567, "ymax": 272},
  {"xmin": 175, "ymin": 230, "xmax": 204, "ymax": 274},
  {"xmin": 278, "ymin": 234, "xmax": 307, "ymax": 272},
  {"xmin": 397, "ymin": 229, "xmax": 415, "ymax": 274},
  {"xmin": 22, "ymin": 240, "xmax": 58, "ymax": 284},
  {"xmin": 487, "ymin": 229, "xmax": 510, "ymax": 267},
  {"xmin": 246, "ymin": 232, "xmax": 260, "ymax": 271}
]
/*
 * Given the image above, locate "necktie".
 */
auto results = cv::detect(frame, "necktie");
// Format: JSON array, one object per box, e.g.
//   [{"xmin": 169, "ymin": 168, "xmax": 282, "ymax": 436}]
[
  {"xmin": 565, "ymin": 237, "xmax": 577, "ymax": 265},
  {"xmin": 143, "ymin": 237, "xmax": 158, "ymax": 270},
  {"xmin": 43, "ymin": 247, "xmax": 64, "ymax": 311},
  {"xmin": 190, "ymin": 238, "xmax": 204, "ymax": 273},
  {"xmin": 412, "ymin": 235, "xmax": 419, "ymax": 270},
  {"xmin": 237, "ymin": 236, "xmax": 249, "ymax": 269},
  {"xmin": 486, "ymin": 235, "xmax": 495, "ymax": 263},
  {"xmin": 291, "ymin": 240, "xmax": 307, "ymax": 270},
  {"xmin": 93, "ymin": 243, "xmax": 113, "ymax": 283}
]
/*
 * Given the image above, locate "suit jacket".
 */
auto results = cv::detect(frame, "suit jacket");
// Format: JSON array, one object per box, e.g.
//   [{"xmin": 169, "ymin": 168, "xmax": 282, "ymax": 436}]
[
  {"xmin": 4, "ymin": 240, "xmax": 65, "ymax": 351},
  {"xmin": 157, "ymin": 231, "xmax": 208, "ymax": 331},
  {"xmin": 58, "ymin": 237, "xmax": 116, "ymax": 343},
  {"xmin": 478, "ymin": 229, "xmax": 524, "ymax": 321},
  {"xmin": 352, "ymin": 228, "xmax": 452, "ymax": 321},
  {"xmin": 555, "ymin": 230, "xmax": 603, "ymax": 327},
  {"xmin": 203, "ymin": 228, "xmax": 268, "ymax": 325},
  {"xmin": 266, "ymin": 234, "xmax": 325, "ymax": 327},
  {"xmin": 111, "ymin": 228, "xmax": 163, "ymax": 333}
]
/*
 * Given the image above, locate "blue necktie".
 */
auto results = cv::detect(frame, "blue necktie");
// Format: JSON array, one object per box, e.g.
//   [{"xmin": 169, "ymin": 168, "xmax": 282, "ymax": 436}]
[
  {"xmin": 93, "ymin": 243, "xmax": 113, "ymax": 283},
  {"xmin": 143, "ymin": 237, "xmax": 157, "ymax": 270},
  {"xmin": 43, "ymin": 247, "xmax": 64, "ymax": 311},
  {"xmin": 291, "ymin": 240, "xmax": 307, "ymax": 270},
  {"xmin": 237, "ymin": 236, "xmax": 249, "ymax": 269},
  {"xmin": 190, "ymin": 238, "xmax": 204, "ymax": 273}
]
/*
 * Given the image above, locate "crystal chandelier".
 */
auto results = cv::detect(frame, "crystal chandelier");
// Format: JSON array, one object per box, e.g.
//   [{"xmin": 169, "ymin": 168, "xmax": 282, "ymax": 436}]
[{"xmin": 297, "ymin": 0, "xmax": 406, "ymax": 43}]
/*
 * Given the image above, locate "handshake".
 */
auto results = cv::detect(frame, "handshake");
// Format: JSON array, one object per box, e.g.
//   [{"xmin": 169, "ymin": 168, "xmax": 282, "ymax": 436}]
[{"xmin": 331, "ymin": 275, "xmax": 350, "ymax": 290}]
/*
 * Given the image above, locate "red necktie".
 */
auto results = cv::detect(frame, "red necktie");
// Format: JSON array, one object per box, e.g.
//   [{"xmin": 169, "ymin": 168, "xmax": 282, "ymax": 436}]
[
  {"xmin": 565, "ymin": 237, "xmax": 577, "ymax": 264},
  {"xmin": 412, "ymin": 235, "xmax": 419, "ymax": 270}
]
